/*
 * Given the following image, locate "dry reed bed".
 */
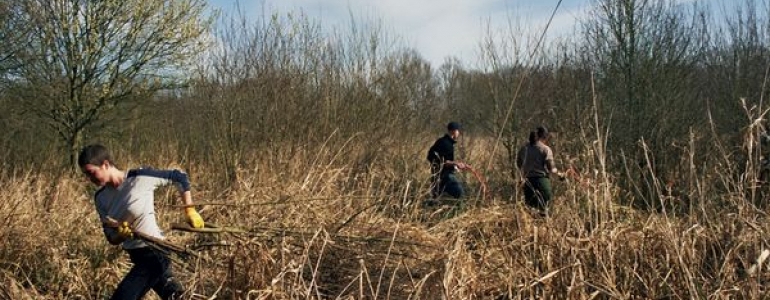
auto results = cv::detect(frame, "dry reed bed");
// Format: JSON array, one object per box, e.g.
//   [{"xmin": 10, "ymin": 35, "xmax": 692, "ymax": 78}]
[{"xmin": 1, "ymin": 144, "xmax": 770, "ymax": 299}]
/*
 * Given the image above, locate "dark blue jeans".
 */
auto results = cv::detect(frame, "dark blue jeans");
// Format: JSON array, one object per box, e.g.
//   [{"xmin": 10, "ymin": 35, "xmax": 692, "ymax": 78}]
[
  {"xmin": 431, "ymin": 172, "xmax": 464, "ymax": 199},
  {"xmin": 111, "ymin": 247, "xmax": 184, "ymax": 300}
]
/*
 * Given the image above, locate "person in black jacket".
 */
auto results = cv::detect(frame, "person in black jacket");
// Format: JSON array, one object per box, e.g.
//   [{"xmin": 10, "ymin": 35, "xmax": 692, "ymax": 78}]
[{"xmin": 427, "ymin": 121, "xmax": 467, "ymax": 199}]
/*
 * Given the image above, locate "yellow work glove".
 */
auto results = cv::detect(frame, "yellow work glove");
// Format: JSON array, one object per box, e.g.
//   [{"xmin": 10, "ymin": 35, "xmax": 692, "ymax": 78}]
[
  {"xmin": 117, "ymin": 221, "xmax": 134, "ymax": 240},
  {"xmin": 185, "ymin": 207, "xmax": 205, "ymax": 228}
]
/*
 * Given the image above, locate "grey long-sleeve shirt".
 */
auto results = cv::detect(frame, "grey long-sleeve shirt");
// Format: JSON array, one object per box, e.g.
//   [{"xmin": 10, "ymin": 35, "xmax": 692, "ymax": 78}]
[{"xmin": 93, "ymin": 168, "xmax": 190, "ymax": 249}]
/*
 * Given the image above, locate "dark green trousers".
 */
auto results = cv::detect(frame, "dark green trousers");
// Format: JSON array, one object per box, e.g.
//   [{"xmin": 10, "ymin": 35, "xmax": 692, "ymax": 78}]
[{"xmin": 523, "ymin": 177, "xmax": 552, "ymax": 210}]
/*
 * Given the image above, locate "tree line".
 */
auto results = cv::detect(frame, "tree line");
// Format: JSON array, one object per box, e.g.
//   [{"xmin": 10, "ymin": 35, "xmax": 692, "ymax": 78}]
[{"xmin": 1, "ymin": 0, "xmax": 768, "ymax": 204}]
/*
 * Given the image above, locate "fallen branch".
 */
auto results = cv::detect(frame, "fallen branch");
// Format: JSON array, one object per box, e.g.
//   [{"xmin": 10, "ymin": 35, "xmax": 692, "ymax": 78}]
[
  {"xmin": 170, "ymin": 222, "xmax": 440, "ymax": 250},
  {"xmin": 167, "ymin": 195, "xmax": 392, "ymax": 208},
  {"xmin": 103, "ymin": 217, "xmax": 219, "ymax": 267}
]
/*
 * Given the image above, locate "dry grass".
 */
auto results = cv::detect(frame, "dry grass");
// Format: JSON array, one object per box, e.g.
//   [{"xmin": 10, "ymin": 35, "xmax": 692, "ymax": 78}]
[{"xmin": 2, "ymin": 129, "xmax": 770, "ymax": 300}]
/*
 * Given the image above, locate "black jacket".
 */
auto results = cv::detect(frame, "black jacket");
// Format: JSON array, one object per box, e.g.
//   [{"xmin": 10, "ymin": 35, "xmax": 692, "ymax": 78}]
[{"xmin": 427, "ymin": 134, "xmax": 456, "ymax": 174}]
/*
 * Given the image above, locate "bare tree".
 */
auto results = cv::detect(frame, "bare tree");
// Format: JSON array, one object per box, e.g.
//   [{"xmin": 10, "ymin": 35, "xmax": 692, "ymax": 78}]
[
  {"xmin": 5, "ymin": 0, "xmax": 212, "ymax": 165},
  {"xmin": 579, "ymin": 0, "xmax": 708, "ymax": 207},
  {"xmin": 0, "ymin": 1, "xmax": 37, "ymax": 166},
  {"xmin": 582, "ymin": 0, "xmax": 706, "ymax": 145},
  {"xmin": 0, "ymin": 2, "xmax": 25, "ymax": 79}
]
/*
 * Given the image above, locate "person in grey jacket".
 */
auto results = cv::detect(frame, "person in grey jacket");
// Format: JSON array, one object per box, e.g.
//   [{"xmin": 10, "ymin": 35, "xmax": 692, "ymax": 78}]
[
  {"xmin": 78, "ymin": 144, "xmax": 205, "ymax": 300},
  {"xmin": 517, "ymin": 126, "xmax": 564, "ymax": 211}
]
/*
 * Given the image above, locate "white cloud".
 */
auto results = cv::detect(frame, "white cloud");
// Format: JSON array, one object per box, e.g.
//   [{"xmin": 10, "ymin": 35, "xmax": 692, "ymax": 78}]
[{"xmin": 210, "ymin": 0, "xmax": 592, "ymax": 66}]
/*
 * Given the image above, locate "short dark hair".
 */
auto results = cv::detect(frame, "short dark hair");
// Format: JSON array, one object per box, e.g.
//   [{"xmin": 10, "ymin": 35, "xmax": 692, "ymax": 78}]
[
  {"xmin": 536, "ymin": 126, "xmax": 549, "ymax": 139},
  {"xmin": 78, "ymin": 144, "xmax": 113, "ymax": 168},
  {"xmin": 447, "ymin": 122, "xmax": 462, "ymax": 131}
]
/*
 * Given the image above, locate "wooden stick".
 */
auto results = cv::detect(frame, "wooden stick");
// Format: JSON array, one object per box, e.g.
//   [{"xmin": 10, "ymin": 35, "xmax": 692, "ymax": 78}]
[
  {"xmin": 170, "ymin": 222, "xmax": 441, "ymax": 249},
  {"xmin": 167, "ymin": 195, "xmax": 390, "ymax": 208},
  {"xmin": 103, "ymin": 217, "xmax": 217, "ymax": 266}
]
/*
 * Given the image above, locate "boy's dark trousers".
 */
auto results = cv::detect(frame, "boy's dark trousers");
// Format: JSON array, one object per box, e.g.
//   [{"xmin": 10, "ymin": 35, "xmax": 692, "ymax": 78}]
[{"xmin": 111, "ymin": 247, "xmax": 184, "ymax": 300}]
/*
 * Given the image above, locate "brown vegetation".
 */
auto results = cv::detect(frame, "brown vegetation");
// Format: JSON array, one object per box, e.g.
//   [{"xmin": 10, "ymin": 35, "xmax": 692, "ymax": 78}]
[
  {"xmin": 3, "ymin": 0, "xmax": 770, "ymax": 299},
  {"xmin": 2, "ymin": 126, "xmax": 770, "ymax": 299}
]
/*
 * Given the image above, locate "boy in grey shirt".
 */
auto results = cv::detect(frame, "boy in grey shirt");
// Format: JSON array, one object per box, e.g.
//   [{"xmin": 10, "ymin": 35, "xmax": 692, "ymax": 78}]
[{"xmin": 78, "ymin": 144, "xmax": 204, "ymax": 300}]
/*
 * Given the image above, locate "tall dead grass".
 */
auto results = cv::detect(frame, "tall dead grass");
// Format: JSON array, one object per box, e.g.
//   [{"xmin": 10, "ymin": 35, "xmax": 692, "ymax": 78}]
[{"xmin": 1, "ymin": 125, "xmax": 770, "ymax": 299}]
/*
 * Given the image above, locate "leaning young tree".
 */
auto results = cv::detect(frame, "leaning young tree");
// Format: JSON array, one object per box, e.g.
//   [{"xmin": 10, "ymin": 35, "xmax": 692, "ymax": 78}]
[{"xmin": 6, "ymin": 0, "xmax": 212, "ymax": 166}]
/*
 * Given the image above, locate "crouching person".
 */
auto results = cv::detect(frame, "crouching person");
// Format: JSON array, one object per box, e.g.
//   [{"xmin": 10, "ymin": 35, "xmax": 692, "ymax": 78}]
[
  {"xmin": 427, "ymin": 121, "xmax": 468, "ymax": 199},
  {"xmin": 78, "ymin": 144, "xmax": 205, "ymax": 300}
]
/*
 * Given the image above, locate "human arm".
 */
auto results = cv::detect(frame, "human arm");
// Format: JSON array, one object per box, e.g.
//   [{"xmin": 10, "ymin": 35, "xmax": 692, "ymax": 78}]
[
  {"xmin": 103, "ymin": 228, "xmax": 126, "ymax": 245},
  {"xmin": 516, "ymin": 146, "xmax": 525, "ymax": 169},
  {"xmin": 544, "ymin": 148, "xmax": 565, "ymax": 179},
  {"xmin": 170, "ymin": 171, "xmax": 204, "ymax": 228},
  {"xmin": 165, "ymin": 170, "xmax": 204, "ymax": 228},
  {"xmin": 93, "ymin": 193, "xmax": 132, "ymax": 245},
  {"xmin": 428, "ymin": 138, "xmax": 464, "ymax": 170},
  {"xmin": 545, "ymin": 159, "xmax": 565, "ymax": 179},
  {"xmin": 130, "ymin": 168, "xmax": 204, "ymax": 228},
  {"xmin": 432, "ymin": 136, "xmax": 468, "ymax": 170},
  {"xmin": 181, "ymin": 190, "xmax": 204, "ymax": 228},
  {"xmin": 101, "ymin": 217, "xmax": 133, "ymax": 245},
  {"xmin": 446, "ymin": 160, "xmax": 468, "ymax": 170}
]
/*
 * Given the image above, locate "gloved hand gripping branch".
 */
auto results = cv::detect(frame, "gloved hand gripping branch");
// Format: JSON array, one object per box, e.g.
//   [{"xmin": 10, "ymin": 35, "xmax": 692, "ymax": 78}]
[
  {"xmin": 185, "ymin": 207, "xmax": 205, "ymax": 229},
  {"xmin": 117, "ymin": 221, "xmax": 134, "ymax": 239}
]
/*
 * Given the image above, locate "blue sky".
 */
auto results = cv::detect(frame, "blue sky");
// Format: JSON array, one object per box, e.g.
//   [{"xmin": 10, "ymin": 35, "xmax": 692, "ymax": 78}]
[{"xmin": 206, "ymin": 0, "xmax": 727, "ymax": 67}]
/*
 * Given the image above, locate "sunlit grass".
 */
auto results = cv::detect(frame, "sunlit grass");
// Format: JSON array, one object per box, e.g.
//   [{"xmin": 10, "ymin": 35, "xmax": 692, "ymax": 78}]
[{"xmin": 2, "ymin": 118, "xmax": 770, "ymax": 299}]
